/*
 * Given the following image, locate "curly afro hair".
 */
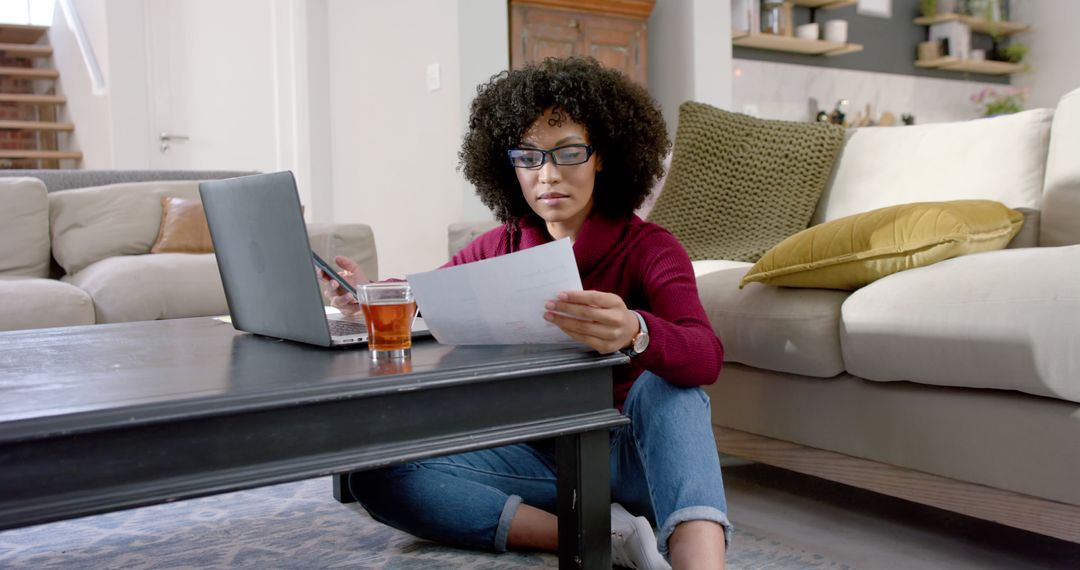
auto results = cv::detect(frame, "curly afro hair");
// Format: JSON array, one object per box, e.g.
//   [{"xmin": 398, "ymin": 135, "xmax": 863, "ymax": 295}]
[{"xmin": 459, "ymin": 57, "xmax": 670, "ymax": 224}]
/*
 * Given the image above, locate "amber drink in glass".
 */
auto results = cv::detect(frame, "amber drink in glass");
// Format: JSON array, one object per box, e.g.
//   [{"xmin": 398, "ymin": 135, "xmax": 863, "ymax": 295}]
[{"xmin": 360, "ymin": 282, "xmax": 416, "ymax": 359}]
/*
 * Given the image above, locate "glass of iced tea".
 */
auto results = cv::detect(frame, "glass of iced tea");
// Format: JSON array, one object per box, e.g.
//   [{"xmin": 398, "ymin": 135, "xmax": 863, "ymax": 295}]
[{"xmin": 360, "ymin": 282, "xmax": 417, "ymax": 360}]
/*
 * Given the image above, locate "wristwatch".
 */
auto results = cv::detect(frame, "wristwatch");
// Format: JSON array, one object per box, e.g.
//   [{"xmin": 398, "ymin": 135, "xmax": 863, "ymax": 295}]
[{"xmin": 623, "ymin": 310, "xmax": 650, "ymax": 357}]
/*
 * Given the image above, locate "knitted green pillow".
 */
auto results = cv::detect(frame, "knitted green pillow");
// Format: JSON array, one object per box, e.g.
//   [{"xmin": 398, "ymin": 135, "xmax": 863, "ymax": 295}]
[{"xmin": 647, "ymin": 102, "xmax": 846, "ymax": 262}]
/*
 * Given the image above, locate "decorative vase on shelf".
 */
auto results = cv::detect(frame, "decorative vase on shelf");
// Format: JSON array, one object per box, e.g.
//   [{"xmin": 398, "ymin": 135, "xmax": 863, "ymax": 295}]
[
  {"xmin": 761, "ymin": 0, "xmax": 792, "ymax": 36},
  {"xmin": 964, "ymin": 0, "xmax": 1000, "ymax": 20}
]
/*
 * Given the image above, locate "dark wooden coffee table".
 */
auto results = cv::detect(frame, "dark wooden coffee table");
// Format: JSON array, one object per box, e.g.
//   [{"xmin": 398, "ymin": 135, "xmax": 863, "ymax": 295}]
[{"xmin": 0, "ymin": 318, "xmax": 628, "ymax": 569}]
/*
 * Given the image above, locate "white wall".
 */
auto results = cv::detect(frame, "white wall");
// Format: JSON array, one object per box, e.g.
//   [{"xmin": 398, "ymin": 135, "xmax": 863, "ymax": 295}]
[
  {"xmin": 1012, "ymin": 0, "xmax": 1080, "ymax": 109},
  {"xmin": 51, "ymin": 0, "xmax": 151, "ymax": 169},
  {"xmin": 103, "ymin": 0, "xmax": 150, "ymax": 169},
  {"xmin": 50, "ymin": 0, "xmax": 112, "ymax": 167},
  {"xmin": 266, "ymin": 0, "xmax": 322, "ymax": 216},
  {"xmin": 326, "ymin": 0, "xmax": 466, "ymax": 278},
  {"xmin": 648, "ymin": 0, "xmax": 733, "ymax": 139},
  {"xmin": 304, "ymin": 0, "xmax": 334, "ymax": 224},
  {"xmin": 457, "ymin": 0, "xmax": 508, "ymax": 222},
  {"xmin": 691, "ymin": 0, "xmax": 733, "ymax": 112}
]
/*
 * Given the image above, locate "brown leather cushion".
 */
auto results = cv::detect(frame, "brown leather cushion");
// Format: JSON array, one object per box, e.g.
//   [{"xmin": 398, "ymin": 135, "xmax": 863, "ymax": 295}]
[{"xmin": 151, "ymin": 196, "xmax": 214, "ymax": 254}]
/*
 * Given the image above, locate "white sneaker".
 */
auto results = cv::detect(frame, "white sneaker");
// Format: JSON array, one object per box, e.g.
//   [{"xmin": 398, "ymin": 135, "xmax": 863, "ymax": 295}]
[{"xmin": 610, "ymin": 502, "xmax": 671, "ymax": 570}]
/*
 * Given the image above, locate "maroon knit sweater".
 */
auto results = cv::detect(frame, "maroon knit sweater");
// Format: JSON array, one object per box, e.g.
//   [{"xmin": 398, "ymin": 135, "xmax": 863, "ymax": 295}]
[{"xmin": 443, "ymin": 212, "xmax": 723, "ymax": 409}]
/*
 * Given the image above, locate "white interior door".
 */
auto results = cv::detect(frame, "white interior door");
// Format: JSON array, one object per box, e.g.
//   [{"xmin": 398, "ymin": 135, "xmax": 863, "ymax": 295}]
[{"xmin": 145, "ymin": 0, "xmax": 281, "ymax": 171}]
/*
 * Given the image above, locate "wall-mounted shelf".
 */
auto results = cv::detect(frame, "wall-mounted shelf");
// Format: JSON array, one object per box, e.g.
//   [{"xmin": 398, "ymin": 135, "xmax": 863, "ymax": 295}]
[
  {"xmin": 913, "ymin": 14, "xmax": 1030, "ymax": 36},
  {"xmin": 913, "ymin": 13, "xmax": 1030, "ymax": 76},
  {"xmin": 733, "ymin": 32, "xmax": 863, "ymax": 56},
  {"xmin": 791, "ymin": 0, "xmax": 857, "ymax": 10},
  {"xmin": 915, "ymin": 57, "xmax": 1025, "ymax": 75}
]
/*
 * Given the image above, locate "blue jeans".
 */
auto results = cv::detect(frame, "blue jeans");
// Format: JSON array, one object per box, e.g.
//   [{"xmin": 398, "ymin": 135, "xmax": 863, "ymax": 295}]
[{"xmin": 348, "ymin": 372, "xmax": 732, "ymax": 558}]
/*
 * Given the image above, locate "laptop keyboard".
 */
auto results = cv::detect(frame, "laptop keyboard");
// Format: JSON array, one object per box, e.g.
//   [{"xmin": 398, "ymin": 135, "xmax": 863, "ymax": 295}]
[{"xmin": 328, "ymin": 318, "xmax": 366, "ymax": 337}]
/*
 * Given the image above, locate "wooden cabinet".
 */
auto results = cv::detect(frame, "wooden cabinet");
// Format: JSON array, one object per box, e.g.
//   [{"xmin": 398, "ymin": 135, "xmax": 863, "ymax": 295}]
[{"xmin": 510, "ymin": 0, "xmax": 655, "ymax": 86}]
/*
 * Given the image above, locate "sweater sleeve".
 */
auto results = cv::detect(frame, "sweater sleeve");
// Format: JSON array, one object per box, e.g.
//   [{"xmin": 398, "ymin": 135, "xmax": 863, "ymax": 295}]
[{"xmin": 630, "ymin": 231, "xmax": 723, "ymax": 387}]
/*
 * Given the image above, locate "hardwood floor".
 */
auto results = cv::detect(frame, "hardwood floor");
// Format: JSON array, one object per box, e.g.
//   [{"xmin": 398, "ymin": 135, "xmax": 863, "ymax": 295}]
[{"xmin": 722, "ymin": 461, "xmax": 1080, "ymax": 569}]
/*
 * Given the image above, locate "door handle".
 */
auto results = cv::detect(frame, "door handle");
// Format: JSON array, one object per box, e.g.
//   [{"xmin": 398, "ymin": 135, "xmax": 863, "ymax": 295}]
[{"xmin": 159, "ymin": 132, "xmax": 190, "ymax": 153}]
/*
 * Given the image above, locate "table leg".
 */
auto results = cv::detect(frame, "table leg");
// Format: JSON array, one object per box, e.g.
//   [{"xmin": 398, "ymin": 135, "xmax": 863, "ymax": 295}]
[
  {"xmin": 556, "ymin": 430, "xmax": 611, "ymax": 570},
  {"xmin": 333, "ymin": 472, "xmax": 356, "ymax": 503}
]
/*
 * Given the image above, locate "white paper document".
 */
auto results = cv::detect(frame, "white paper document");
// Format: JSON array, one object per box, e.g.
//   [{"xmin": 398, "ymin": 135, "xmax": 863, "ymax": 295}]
[{"xmin": 406, "ymin": 239, "xmax": 582, "ymax": 345}]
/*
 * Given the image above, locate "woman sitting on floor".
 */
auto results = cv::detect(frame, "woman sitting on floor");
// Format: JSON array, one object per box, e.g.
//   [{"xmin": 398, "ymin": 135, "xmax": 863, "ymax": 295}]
[{"xmin": 323, "ymin": 56, "xmax": 730, "ymax": 570}]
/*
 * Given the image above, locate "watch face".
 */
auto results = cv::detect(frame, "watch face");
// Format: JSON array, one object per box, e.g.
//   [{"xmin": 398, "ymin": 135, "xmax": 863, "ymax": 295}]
[{"xmin": 632, "ymin": 332, "xmax": 649, "ymax": 354}]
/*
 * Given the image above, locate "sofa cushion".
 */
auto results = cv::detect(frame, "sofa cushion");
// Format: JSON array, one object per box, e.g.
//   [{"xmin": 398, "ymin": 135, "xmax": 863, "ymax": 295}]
[
  {"xmin": 49, "ymin": 181, "xmax": 202, "ymax": 275},
  {"xmin": 815, "ymin": 108, "xmax": 1053, "ymax": 249},
  {"xmin": 693, "ymin": 260, "xmax": 849, "ymax": 378},
  {"xmin": 1041, "ymin": 87, "xmax": 1080, "ymax": 246},
  {"xmin": 741, "ymin": 200, "xmax": 1024, "ymax": 291},
  {"xmin": 0, "ymin": 177, "xmax": 51, "ymax": 278},
  {"xmin": 307, "ymin": 223, "xmax": 379, "ymax": 281},
  {"xmin": 151, "ymin": 196, "xmax": 215, "ymax": 254},
  {"xmin": 0, "ymin": 277, "xmax": 95, "ymax": 331},
  {"xmin": 840, "ymin": 245, "xmax": 1080, "ymax": 404},
  {"xmin": 65, "ymin": 254, "xmax": 227, "ymax": 324},
  {"xmin": 648, "ymin": 102, "xmax": 846, "ymax": 262}
]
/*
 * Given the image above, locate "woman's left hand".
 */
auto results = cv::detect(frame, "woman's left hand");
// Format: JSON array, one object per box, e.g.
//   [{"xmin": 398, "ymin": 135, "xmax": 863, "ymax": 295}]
[{"xmin": 544, "ymin": 290, "xmax": 640, "ymax": 354}]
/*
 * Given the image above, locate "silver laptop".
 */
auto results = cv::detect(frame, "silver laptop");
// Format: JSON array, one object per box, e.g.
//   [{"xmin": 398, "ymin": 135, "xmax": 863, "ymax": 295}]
[{"xmin": 200, "ymin": 171, "xmax": 428, "ymax": 347}]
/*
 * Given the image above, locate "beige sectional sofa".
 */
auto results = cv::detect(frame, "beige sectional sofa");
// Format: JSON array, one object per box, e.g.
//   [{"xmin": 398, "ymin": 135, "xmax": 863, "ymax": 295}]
[
  {"xmin": 0, "ymin": 172, "xmax": 378, "ymax": 332},
  {"xmin": 695, "ymin": 87, "xmax": 1080, "ymax": 543}
]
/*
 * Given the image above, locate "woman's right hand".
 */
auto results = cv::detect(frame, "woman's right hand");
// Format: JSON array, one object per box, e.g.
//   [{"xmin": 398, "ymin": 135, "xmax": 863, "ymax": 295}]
[{"xmin": 317, "ymin": 255, "xmax": 370, "ymax": 317}]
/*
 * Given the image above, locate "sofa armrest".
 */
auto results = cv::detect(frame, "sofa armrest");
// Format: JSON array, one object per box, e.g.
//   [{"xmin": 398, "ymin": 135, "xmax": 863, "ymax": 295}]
[
  {"xmin": 307, "ymin": 223, "xmax": 378, "ymax": 281},
  {"xmin": 0, "ymin": 177, "xmax": 50, "ymax": 278}
]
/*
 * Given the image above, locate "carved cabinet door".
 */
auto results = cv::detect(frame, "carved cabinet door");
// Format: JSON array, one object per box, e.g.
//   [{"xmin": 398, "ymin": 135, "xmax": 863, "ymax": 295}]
[
  {"xmin": 510, "ymin": 2, "xmax": 651, "ymax": 86},
  {"xmin": 579, "ymin": 12, "xmax": 646, "ymax": 86},
  {"xmin": 512, "ymin": 4, "xmax": 583, "ymax": 65}
]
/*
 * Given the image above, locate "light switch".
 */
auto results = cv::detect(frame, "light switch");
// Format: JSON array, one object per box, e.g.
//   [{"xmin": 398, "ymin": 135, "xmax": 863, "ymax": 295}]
[{"xmin": 426, "ymin": 62, "xmax": 441, "ymax": 92}]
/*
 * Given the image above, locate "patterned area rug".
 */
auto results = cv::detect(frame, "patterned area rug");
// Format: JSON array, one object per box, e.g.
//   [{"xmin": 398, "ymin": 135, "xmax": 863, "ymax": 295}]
[{"xmin": 0, "ymin": 477, "xmax": 850, "ymax": 569}]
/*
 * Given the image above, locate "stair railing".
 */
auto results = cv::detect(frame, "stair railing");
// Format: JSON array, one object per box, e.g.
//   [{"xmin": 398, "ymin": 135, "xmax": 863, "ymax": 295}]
[{"xmin": 56, "ymin": 0, "xmax": 106, "ymax": 95}]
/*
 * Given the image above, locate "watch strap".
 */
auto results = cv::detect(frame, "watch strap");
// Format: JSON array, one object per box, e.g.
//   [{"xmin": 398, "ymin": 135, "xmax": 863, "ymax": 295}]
[{"xmin": 624, "ymin": 310, "xmax": 649, "ymax": 357}]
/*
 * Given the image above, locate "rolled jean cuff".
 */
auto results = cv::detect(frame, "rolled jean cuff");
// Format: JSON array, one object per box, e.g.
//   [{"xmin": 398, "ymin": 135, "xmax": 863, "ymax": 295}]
[
  {"xmin": 656, "ymin": 506, "xmax": 733, "ymax": 559},
  {"xmin": 493, "ymin": 494, "xmax": 523, "ymax": 552}
]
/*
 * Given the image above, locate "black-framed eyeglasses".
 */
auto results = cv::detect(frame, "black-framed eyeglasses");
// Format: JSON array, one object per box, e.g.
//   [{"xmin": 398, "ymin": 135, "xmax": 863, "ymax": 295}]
[{"xmin": 507, "ymin": 144, "xmax": 594, "ymax": 169}]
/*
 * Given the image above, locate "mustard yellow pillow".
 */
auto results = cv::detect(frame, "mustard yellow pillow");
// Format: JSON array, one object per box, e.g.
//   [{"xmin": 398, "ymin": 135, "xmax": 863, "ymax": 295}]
[{"xmin": 740, "ymin": 200, "xmax": 1024, "ymax": 291}]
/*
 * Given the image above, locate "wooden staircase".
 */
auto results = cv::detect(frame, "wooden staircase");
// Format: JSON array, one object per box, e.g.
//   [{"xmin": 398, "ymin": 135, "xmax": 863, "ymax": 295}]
[{"xmin": 0, "ymin": 23, "xmax": 81, "ymax": 169}]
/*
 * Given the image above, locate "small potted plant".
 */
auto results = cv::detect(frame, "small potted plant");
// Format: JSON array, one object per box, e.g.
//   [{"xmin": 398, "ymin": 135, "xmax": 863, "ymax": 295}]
[
  {"xmin": 970, "ymin": 86, "xmax": 1028, "ymax": 117},
  {"xmin": 998, "ymin": 41, "xmax": 1029, "ymax": 63}
]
